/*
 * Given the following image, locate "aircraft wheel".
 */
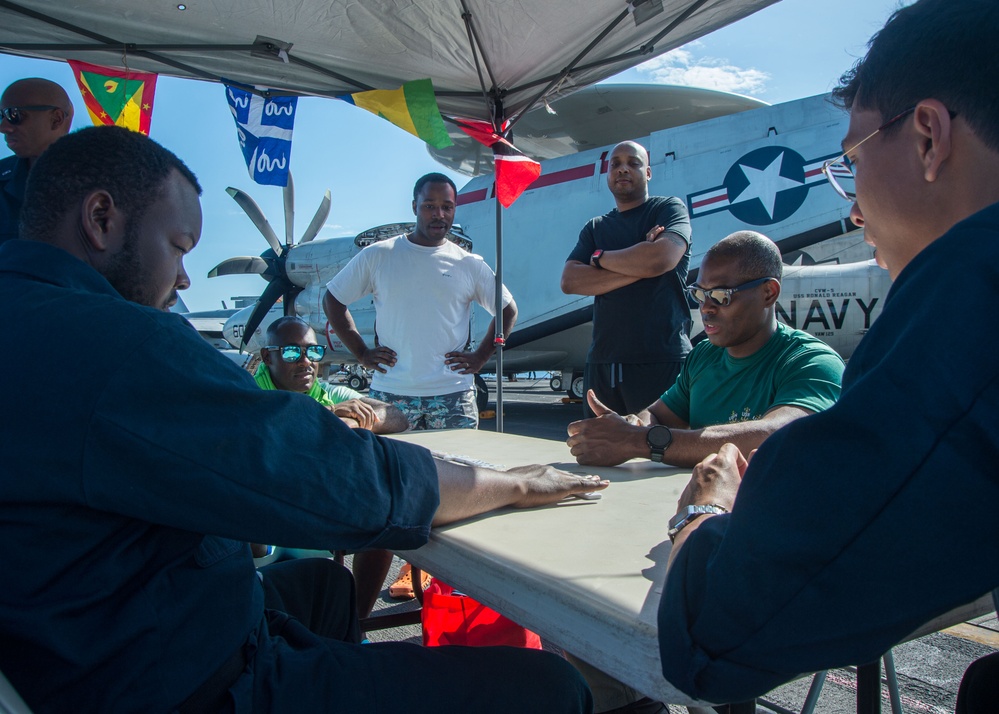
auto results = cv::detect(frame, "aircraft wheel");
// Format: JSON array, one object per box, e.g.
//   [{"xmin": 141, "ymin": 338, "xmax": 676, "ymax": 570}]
[
  {"xmin": 348, "ymin": 374, "xmax": 365, "ymax": 390},
  {"xmin": 474, "ymin": 374, "xmax": 489, "ymax": 412},
  {"xmin": 569, "ymin": 374, "xmax": 585, "ymax": 400},
  {"xmin": 549, "ymin": 374, "xmax": 563, "ymax": 392}
]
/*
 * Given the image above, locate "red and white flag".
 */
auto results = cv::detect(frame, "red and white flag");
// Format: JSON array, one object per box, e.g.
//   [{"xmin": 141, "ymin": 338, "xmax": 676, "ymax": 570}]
[{"xmin": 456, "ymin": 119, "xmax": 541, "ymax": 208}]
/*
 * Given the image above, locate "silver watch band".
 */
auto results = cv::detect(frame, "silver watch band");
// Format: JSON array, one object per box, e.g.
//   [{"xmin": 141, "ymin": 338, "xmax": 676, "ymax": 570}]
[{"xmin": 667, "ymin": 504, "xmax": 728, "ymax": 542}]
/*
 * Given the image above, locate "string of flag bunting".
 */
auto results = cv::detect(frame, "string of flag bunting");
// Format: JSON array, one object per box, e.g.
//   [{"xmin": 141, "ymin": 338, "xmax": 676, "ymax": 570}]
[{"xmin": 66, "ymin": 62, "xmax": 541, "ymax": 204}]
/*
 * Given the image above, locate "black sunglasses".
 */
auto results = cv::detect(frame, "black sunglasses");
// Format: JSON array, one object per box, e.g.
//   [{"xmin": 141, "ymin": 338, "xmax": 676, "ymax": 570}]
[
  {"xmin": 265, "ymin": 344, "xmax": 326, "ymax": 363},
  {"xmin": 0, "ymin": 105, "xmax": 60, "ymax": 126},
  {"xmin": 687, "ymin": 277, "xmax": 775, "ymax": 306}
]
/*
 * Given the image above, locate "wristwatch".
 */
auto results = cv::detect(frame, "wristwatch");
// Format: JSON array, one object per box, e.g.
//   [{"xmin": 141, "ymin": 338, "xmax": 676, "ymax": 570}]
[
  {"xmin": 590, "ymin": 249, "xmax": 605, "ymax": 269},
  {"xmin": 667, "ymin": 504, "xmax": 728, "ymax": 542},
  {"xmin": 646, "ymin": 424, "xmax": 673, "ymax": 462}
]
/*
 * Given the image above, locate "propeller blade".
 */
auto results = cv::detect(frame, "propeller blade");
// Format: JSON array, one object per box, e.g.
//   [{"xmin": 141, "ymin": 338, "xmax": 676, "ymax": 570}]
[
  {"xmin": 226, "ymin": 187, "xmax": 282, "ymax": 255},
  {"xmin": 283, "ymin": 172, "xmax": 295, "ymax": 248},
  {"xmin": 240, "ymin": 278, "xmax": 292, "ymax": 350},
  {"xmin": 207, "ymin": 256, "xmax": 268, "ymax": 278},
  {"xmin": 300, "ymin": 190, "xmax": 331, "ymax": 244}
]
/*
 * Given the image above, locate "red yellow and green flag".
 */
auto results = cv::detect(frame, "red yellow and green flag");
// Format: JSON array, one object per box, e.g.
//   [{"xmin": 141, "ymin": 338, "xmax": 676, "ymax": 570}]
[
  {"xmin": 68, "ymin": 60, "xmax": 159, "ymax": 135},
  {"xmin": 341, "ymin": 78, "xmax": 452, "ymax": 149}
]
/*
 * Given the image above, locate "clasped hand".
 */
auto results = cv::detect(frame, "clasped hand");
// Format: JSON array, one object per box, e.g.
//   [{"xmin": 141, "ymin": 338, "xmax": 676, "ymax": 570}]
[
  {"xmin": 677, "ymin": 443, "xmax": 748, "ymax": 512},
  {"xmin": 331, "ymin": 399, "xmax": 378, "ymax": 430}
]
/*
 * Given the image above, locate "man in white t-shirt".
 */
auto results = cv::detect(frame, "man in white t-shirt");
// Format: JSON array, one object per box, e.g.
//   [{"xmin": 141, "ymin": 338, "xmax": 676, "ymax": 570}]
[{"xmin": 324, "ymin": 172, "xmax": 517, "ymax": 430}]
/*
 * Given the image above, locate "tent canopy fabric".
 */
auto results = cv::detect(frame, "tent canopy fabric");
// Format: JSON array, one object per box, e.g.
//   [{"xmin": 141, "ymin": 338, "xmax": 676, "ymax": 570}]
[{"xmin": 0, "ymin": 0, "xmax": 778, "ymax": 124}]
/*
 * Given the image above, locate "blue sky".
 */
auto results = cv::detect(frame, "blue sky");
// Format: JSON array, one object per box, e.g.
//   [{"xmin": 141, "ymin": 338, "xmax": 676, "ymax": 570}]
[{"xmin": 1, "ymin": 0, "xmax": 908, "ymax": 311}]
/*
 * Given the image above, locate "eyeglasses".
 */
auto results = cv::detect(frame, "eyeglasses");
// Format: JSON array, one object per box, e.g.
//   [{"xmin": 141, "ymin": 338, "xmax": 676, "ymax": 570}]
[
  {"xmin": 687, "ymin": 276, "xmax": 775, "ymax": 306},
  {"xmin": 820, "ymin": 106, "xmax": 915, "ymax": 201},
  {"xmin": 0, "ymin": 105, "xmax": 60, "ymax": 126},
  {"xmin": 264, "ymin": 344, "xmax": 326, "ymax": 363}
]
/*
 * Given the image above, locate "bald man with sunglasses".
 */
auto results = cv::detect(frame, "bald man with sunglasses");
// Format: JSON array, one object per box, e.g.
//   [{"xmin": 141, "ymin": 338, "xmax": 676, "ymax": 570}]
[
  {"xmin": 0, "ymin": 77, "xmax": 73, "ymax": 245},
  {"xmin": 256, "ymin": 316, "xmax": 408, "ymax": 434},
  {"xmin": 567, "ymin": 231, "xmax": 844, "ymax": 468},
  {"xmin": 253, "ymin": 316, "xmax": 410, "ymax": 619}
]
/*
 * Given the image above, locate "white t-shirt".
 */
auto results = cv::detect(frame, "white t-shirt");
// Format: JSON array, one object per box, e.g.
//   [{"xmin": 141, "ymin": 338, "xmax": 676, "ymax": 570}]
[{"xmin": 327, "ymin": 235, "xmax": 512, "ymax": 396}]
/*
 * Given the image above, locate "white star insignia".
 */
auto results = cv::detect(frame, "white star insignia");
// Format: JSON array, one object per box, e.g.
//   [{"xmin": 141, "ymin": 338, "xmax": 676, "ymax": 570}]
[{"xmin": 732, "ymin": 151, "xmax": 803, "ymax": 220}]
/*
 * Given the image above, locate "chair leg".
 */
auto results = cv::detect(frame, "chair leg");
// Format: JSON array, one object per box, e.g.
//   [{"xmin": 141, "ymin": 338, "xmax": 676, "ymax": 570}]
[
  {"xmin": 798, "ymin": 651, "xmax": 896, "ymax": 714},
  {"xmin": 800, "ymin": 671, "xmax": 828, "ymax": 714},
  {"xmin": 882, "ymin": 650, "xmax": 902, "ymax": 714},
  {"xmin": 856, "ymin": 660, "xmax": 882, "ymax": 714}
]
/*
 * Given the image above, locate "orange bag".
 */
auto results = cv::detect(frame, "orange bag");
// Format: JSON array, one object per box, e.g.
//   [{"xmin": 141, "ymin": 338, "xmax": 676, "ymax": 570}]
[{"xmin": 421, "ymin": 578, "xmax": 542, "ymax": 649}]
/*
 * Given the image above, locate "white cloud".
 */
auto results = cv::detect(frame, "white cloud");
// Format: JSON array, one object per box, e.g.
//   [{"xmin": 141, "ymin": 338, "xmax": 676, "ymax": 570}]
[{"xmin": 636, "ymin": 48, "xmax": 770, "ymax": 96}]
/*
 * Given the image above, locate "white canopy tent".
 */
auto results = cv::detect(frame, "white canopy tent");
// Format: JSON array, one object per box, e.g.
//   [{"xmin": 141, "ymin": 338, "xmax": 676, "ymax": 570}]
[{"xmin": 0, "ymin": 0, "xmax": 777, "ymax": 121}]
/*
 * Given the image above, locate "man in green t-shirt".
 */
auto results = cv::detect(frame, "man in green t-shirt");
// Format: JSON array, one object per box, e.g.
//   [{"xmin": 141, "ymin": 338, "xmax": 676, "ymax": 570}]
[
  {"xmin": 254, "ymin": 316, "xmax": 410, "ymax": 616},
  {"xmin": 567, "ymin": 230, "xmax": 845, "ymax": 468},
  {"xmin": 256, "ymin": 316, "xmax": 408, "ymax": 434},
  {"xmin": 565, "ymin": 230, "xmax": 845, "ymax": 714}
]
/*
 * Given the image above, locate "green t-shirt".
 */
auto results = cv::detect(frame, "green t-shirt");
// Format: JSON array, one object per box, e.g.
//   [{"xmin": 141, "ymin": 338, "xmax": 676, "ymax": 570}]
[
  {"xmin": 660, "ymin": 322, "xmax": 845, "ymax": 428},
  {"xmin": 253, "ymin": 363, "xmax": 361, "ymax": 406},
  {"xmin": 318, "ymin": 382, "xmax": 363, "ymax": 404}
]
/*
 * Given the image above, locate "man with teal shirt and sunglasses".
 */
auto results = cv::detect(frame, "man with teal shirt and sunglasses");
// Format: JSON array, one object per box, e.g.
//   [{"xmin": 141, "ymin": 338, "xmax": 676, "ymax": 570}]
[
  {"xmin": 254, "ymin": 316, "xmax": 409, "ymax": 617},
  {"xmin": 255, "ymin": 316, "xmax": 408, "ymax": 434},
  {"xmin": 567, "ymin": 231, "xmax": 844, "ymax": 469}
]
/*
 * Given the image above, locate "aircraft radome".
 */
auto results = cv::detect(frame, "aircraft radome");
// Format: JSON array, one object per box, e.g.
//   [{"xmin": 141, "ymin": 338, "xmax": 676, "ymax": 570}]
[{"xmin": 211, "ymin": 86, "xmax": 891, "ymax": 401}]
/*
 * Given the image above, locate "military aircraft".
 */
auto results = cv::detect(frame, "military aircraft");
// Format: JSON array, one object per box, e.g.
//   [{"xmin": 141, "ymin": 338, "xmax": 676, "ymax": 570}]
[{"xmin": 212, "ymin": 86, "xmax": 891, "ymax": 402}]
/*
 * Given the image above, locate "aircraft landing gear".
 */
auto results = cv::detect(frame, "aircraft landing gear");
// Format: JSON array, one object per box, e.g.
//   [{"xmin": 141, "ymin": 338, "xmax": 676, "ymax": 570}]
[
  {"xmin": 549, "ymin": 372, "xmax": 563, "ymax": 392},
  {"xmin": 346, "ymin": 364, "xmax": 369, "ymax": 391},
  {"xmin": 568, "ymin": 372, "xmax": 585, "ymax": 400}
]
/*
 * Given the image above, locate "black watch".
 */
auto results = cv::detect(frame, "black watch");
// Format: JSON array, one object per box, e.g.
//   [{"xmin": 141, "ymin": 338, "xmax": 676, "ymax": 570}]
[
  {"xmin": 590, "ymin": 249, "xmax": 604, "ymax": 269},
  {"xmin": 646, "ymin": 424, "xmax": 673, "ymax": 463}
]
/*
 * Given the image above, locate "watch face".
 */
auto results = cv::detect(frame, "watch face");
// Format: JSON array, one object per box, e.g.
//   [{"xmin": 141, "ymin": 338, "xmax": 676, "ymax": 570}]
[{"xmin": 647, "ymin": 425, "xmax": 673, "ymax": 450}]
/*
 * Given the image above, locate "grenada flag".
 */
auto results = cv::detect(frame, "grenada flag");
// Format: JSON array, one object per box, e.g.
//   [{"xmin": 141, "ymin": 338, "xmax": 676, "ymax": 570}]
[{"xmin": 68, "ymin": 60, "xmax": 158, "ymax": 135}]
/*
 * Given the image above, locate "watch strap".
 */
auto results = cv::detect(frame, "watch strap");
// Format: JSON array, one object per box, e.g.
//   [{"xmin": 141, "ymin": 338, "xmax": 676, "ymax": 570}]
[
  {"xmin": 667, "ymin": 504, "xmax": 728, "ymax": 542},
  {"xmin": 646, "ymin": 424, "xmax": 673, "ymax": 463}
]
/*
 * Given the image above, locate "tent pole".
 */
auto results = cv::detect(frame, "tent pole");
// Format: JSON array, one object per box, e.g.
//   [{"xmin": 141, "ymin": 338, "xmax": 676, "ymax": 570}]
[{"xmin": 494, "ymin": 194, "xmax": 504, "ymax": 433}]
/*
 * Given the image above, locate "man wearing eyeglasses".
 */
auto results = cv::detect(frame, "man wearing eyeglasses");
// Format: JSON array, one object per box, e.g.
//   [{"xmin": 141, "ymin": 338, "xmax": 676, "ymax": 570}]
[
  {"xmin": 562, "ymin": 231, "xmax": 842, "ymax": 714},
  {"xmin": 566, "ymin": 231, "xmax": 843, "ymax": 469},
  {"xmin": 0, "ymin": 77, "xmax": 73, "ymax": 245},
  {"xmin": 657, "ymin": 0, "xmax": 999, "ymax": 709}
]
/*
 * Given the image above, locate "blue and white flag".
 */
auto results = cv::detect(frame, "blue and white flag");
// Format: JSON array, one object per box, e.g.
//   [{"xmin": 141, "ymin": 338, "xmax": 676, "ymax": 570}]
[{"xmin": 224, "ymin": 84, "xmax": 297, "ymax": 187}]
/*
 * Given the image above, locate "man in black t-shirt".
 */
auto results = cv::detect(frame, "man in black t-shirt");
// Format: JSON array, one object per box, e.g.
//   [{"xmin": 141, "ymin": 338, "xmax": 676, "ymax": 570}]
[{"xmin": 561, "ymin": 140, "xmax": 692, "ymax": 418}]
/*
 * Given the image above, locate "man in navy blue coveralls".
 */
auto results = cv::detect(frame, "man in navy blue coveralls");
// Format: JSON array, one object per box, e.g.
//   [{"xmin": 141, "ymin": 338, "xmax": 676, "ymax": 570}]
[
  {"xmin": 0, "ymin": 125, "xmax": 607, "ymax": 714},
  {"xmin": 657, "ymin": 0, "xmax": 999, "ymax": 711},
  {"xmin": 0, "ymin": 77, "xmax": 73, "ymax": 244}
]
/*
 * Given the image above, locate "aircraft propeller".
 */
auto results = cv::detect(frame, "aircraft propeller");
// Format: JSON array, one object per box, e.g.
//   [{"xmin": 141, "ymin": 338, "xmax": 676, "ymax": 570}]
[{"xmin": 208, "ymin": 172, "xmax": 332, "ymax": 349}]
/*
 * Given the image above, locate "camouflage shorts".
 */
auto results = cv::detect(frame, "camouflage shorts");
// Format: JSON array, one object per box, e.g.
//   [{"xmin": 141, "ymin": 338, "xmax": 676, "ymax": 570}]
[{"xmin": 369, "ymin": 388, "xmax": 478, "ymax": 430}]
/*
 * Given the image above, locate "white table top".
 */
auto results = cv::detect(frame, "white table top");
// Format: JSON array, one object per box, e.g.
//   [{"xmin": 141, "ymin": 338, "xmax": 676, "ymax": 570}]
[
  {"xmin": 391, "ymin": 429, "xmax": 993, "ymax": 705},
  {"xmin": 392, "ymin": 428, "xmax": 701, "ymax": 704}
]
